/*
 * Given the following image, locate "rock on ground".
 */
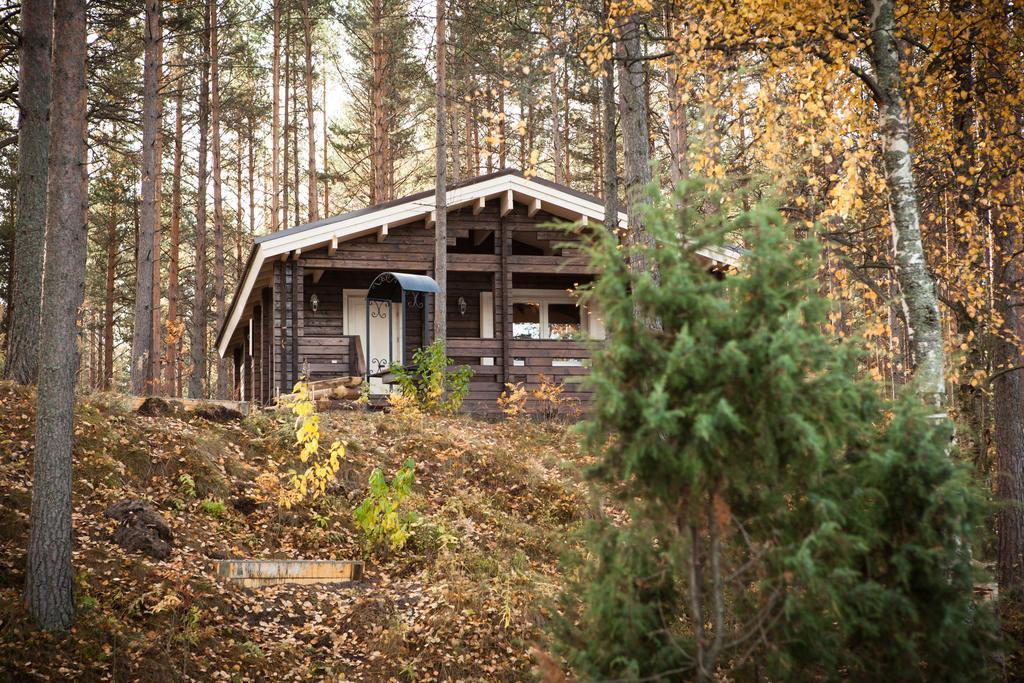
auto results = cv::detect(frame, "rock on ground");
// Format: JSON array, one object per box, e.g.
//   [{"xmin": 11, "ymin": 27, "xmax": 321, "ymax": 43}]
[{"xmin": 104, "ymin": 499, "xmax": 173, "ymax": 560}]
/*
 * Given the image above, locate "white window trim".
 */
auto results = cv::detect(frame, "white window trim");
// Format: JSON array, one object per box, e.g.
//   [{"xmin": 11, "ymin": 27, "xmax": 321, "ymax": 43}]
[{"xmin": 511, "ymin": 289, "xmax": 586, "ymax": 340}]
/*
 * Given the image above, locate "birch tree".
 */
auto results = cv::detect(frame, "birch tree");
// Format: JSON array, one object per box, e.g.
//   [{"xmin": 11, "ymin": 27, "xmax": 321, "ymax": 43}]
[{"xmin": 864, "ymin": 0, "xmax": 945, "ymax": 408}]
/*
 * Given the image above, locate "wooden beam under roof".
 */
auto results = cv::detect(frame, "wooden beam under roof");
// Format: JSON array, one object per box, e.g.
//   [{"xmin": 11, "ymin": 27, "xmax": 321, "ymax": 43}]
[
  {"xmin": 327, "ymin": 235, "xmax": 337, "ymax": 255},
  {"xmin": 500, "ymin": 189, "xmax": 513, "ymax": 217},
  {"xmin": 472, "ymin": 196, "xmax": 486, "ymax": 215},
  {"xmin": 377, "ymin": 223, "xmax": 389, "ymax": 242},
  {"xmin": 527, "ymin": 197, "xmax": 541, "ymax": 217}
]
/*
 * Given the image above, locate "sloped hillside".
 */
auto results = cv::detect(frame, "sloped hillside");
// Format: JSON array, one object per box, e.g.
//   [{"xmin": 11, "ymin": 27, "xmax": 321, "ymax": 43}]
[{"xmin": 0, "ymin": 381, "xmax": 590, "ymax": 681}]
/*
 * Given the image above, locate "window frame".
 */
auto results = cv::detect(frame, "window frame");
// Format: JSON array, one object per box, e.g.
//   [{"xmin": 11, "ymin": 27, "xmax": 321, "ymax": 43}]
[{"xmin": 510, "ymin": 289, "xmax": 587, "ymax": 340}]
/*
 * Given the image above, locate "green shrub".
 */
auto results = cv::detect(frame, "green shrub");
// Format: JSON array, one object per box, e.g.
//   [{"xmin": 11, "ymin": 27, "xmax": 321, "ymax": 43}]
[
  {"xmin": 390, "ymin": 340, "xmax": 472, "ymax": 414},
  {"xmin": 200, "ymin": 498, "xmax": 227, "ymax": 519},
  {"xmin": 551, "ymin": 180, "xmax": 997, "ymax": 681},
  {"xmin": 353, "ymin": 458, "xmax": 417, "ymax": 553}
]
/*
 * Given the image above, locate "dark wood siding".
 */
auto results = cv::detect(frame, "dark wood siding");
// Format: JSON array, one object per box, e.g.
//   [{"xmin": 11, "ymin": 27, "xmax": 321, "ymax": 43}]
[{"xmin": 243, "ymin": 196, "xmax": 600, "ymax": 414}]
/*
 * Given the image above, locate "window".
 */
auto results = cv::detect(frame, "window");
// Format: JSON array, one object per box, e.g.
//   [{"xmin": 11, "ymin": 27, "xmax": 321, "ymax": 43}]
[
  {"xmin": 548, "ymin": 303, "xmax": 582, "ymax": 340},
  {"xmin": 511, "ymin": 293, "xmax": 587, "ymax": 340},
  {"xmin": 512, "ymin": 302, "xmax": 542, "ymax": 339}
]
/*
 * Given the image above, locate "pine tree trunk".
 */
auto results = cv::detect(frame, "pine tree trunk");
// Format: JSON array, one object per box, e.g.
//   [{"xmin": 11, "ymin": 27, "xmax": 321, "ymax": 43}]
[
  {"xmin": 210, "ymin": 0, "xmax": 227, "ymax": 399},
  {"xmin": 617, "ymin": 14, "xmax": 655, "ymax": 276},
  {"xmin": 283, "ymin": 9, "xmax": 291, "ymax": 228},
  {"xmin": 301, "ymin": 0, "xmax": 318, "ymax": 221},
  {"xmin": 292, "ymin": 63, "xmax": 301, "ymax": 221},
  {"xmin": 151, "ymin": 33, "xmax": 165, "ymax": 392},
  {"xmin": 249, "ymin": 117, "xmax": 257, "ymax": 234},
  {"xmin": 549, "ymin": 57, "xmax": 563, "ymax": 184},
  {"xmin": 24, "ymin": 0, "xmax": 87, "ymax": 631},
  {"xmin": 601, "ymin": 53, "xmax": 618, "ymax": 229},
  {"xmin": 103, "ymin": 207, "xmax": 117, "ymax": 391},
  {"xmin": 271, "ymin": 0, "xmax": 281, "ymax": 232},
  {"xmin": 166, "ymin": 50, "xmax": 184, "ymax": 396},
  {"xmin": 131, "ymin": 0, "xmax": 161, "ymax": 395},
  {"xmin": 370, "ymin": 0, "xmax": 387, "ymax": 204},
  {"xmin": 563, "ymin": 65, "xmax": 571, "ymax": 183},
  {"xmin": 189, "ymin": 4, "xmax": 211, "ymax": 399},
  {"xmin": 235, "ymin": 136, "xmax": 243, "ymax": 281},
  {"xmin": 321, "ymin": 76, "xmax": 329, "ymax": 216},
  {"xmin": 994, "ymin": 212, "xmax": 1024, "ymax": 595},
  {"xmin": 5, "ymin": 0, "xmax": 53, "ymax": 384},
  {"xmin": 866, "ymin": 0, "xmax": 945, "ymax": 407},
  {"xmin": 665, "ymin": 7, "xmax": 688, "ymax": 186},
  {"xmin": 498, "ymin": 61, "xmax": 507, "ymax": 169},
  {"xmin": 433, "ymin": 0, "xmax": 447, "ymax": 346}
]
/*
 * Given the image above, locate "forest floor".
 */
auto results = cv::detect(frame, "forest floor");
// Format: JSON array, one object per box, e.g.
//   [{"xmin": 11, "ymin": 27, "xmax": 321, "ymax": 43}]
[{"xmin": 0, "ymin": 381, "xmax": 590, "ymax": 681}]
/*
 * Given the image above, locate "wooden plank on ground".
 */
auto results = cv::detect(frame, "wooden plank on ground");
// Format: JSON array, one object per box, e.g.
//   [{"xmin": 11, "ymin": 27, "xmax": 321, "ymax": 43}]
[{"xmin": 216, "ymin": 559, "xmax": 363, "ymax": 588}]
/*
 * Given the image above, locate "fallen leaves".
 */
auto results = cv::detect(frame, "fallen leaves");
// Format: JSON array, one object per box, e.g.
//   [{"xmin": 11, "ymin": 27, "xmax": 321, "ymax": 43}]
[{"xmin": 0, "ymin": 381, "xmax": 590, "ymax": 680}]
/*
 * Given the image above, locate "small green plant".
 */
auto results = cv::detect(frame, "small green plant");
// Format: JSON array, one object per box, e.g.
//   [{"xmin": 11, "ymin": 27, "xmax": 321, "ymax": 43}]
[
  {"xmin": 311, "ymin": 510, "xmax": 331, "ymax": 529},
  {"xmin": 177, "ymin": 473, "xmax": 197, "ymax": 501},
  {"xmin": 353, "ymin": 458, "xmax": 417, "ymax": 553},
  {"xmin": 389, "ymin": 340, "xmax": 473, "ymax": 414},
  {"xmin": 200, "ymin": 498, "xmax": 227, "ymax": 518}
]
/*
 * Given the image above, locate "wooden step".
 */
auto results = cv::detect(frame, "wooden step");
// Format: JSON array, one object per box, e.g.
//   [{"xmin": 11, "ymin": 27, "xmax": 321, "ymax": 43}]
[{"xmin": 216, "ymin": 559, "xmax": 363, "ymax": 587}]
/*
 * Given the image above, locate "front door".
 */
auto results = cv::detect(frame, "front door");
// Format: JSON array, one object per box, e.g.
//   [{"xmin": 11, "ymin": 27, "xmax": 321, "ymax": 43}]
[{"xmin": 343, "ymin": 289, "xmax": 402, "ymax": 393}]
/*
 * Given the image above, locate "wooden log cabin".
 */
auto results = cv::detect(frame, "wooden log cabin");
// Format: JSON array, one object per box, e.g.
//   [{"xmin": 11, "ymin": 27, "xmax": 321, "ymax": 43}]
[{"xmin": 215, "ymin": 170, "xmax": 740, "ymax": 414}]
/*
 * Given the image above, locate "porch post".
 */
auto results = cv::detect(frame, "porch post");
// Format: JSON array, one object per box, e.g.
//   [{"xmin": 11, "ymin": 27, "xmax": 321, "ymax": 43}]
[{"xmin": 500, "ymin": 210, "xmax": 511, "ymax": 383}]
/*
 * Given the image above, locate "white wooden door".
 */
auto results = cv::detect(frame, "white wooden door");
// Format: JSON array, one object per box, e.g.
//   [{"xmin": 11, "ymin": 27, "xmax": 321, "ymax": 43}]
[{"xmin": 343, "ymin": 289, "xmax": 402, "ymax": 393}]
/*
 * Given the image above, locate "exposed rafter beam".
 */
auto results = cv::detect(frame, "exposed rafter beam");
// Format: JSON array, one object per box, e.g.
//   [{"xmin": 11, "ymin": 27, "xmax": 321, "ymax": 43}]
[
  {"xmin": 425, "ymin": 210, "xmax": 435, "ymax": 229},
  {"xmin": 472, "ymin": 196, "xmax": 486, "ymax": 215},
  {"xmin": 377, "ymin": 223, "xmax": 389, "ymax": 242},
  {"xmin": 500, "ymin": 189, "xmax": 513, "ymax": 217},
  {"xmin": 528, "ymin": 197, "xmax": 541, "ymax": 217},
  {"xmin": 328, "ymin": 235, "xmax": 337, "ymax": 255}
]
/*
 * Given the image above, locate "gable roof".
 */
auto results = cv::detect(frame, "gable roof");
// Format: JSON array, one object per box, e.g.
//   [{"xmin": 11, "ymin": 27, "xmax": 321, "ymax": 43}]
[{"xmin": 215, "ymin": 169, "xmax": 743, "ymax": 357}]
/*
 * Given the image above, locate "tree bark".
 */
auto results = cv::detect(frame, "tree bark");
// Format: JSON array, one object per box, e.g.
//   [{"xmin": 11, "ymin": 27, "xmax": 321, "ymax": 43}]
[
  {"xmin": 283, "ymin": 9, "xmax": 291, "ymax": 228},
  {"xmin": 601, "ymin": 51, "xmax": 618, "ymax": 230},
  {"xmin": 271, "ymin": 0, "xmax": 281, "ymax": 232},
  {"xmin": 103, "ymin": 206, "xmax": 117, "ymax": 390},
  {"xmin": 433, "ymin": 0, "xmax": 447, "ymax": 346},
  {"xmin": 617, "ymin": 13, "xmax": 655, "ymax": 277},
  {"xmin": 188, "ymin": 3, "xmax": 211, "ymax": 399},
  {"xmin": 210, "ymin": 0, "xmax": 227, "ymax": 399},
  {"xmin": 301, "ymin": 0, "xmax": 318, "ymax": 221},
  {"xmin": 5, "ymin": 0, "xmax": 53, "ymax": 384},
  {"xmin": 249, "ymin": 115, "xmax": 257, "ymax": 235},
  {"xmin": 549, "ymin": 55, "xmax": 563, "ymax": 184},
  {"xmin": 151, "ymin": 33, "xmax": 165, "ymax": 392},
  {"xmin": 321, "ymin": 75, "xmax": 330, "ymax": 217},
  {"xmin": 166, "ymin": 50, "xmax": 184, "ymax": 396},
  {"xmin": 994, "ymin": 213, "xmax": 1024, "ymax": 595},
  {"xmin": 370, "ymin": 0, "xmax": 390, "ymax": 204},
  {"xmin": 24, "ymin": 0, "xmax": 87, "ymax": 632},
  {"xmin": 866, "ymin": 0, "xmax": 945, "ymax": 407},
  {"xmin": 665, "ymin": 6, "xmax": 688, "ymax": 186},
  {"xmin": 131, "ymin": 0, "xmax": 161, "ymax": 395}
]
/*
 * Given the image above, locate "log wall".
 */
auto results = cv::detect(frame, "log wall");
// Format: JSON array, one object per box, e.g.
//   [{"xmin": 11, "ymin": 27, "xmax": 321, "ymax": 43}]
[{"xmin": 245, "ymin": 197, "xmax": 599, "ymax": 414}]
